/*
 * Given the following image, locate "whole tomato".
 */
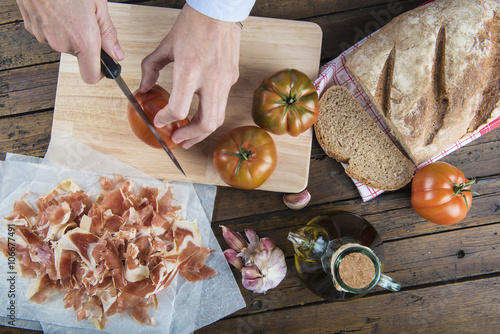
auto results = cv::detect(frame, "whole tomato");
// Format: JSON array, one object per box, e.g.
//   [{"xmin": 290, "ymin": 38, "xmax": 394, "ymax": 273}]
[
  {"xmin": 127, "ymin": 84, "xmax": 189, "ymax": 149},
  {"xmin": 411, "ymin": 161, "xmax": 476, "ymax": 225},
  {"xmin": 252, "ymin": 69, "xmax": 319, "ymax": 136},
  {"xmin": 213, "ymin": 126, "xmax": 277, "ymax": 189}
]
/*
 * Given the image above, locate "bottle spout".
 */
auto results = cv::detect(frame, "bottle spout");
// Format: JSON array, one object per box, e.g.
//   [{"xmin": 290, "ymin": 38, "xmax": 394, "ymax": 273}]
[
  {"xmin": 287, "ymin": 232, "xmax": 310, "ymax": 249},
  {"xmin": 288, "ymin": 226, "xmax": 328, "ymax": 262}
]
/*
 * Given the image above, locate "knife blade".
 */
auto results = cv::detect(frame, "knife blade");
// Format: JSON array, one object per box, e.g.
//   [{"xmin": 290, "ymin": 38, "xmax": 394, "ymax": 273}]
[{"xmin": 100, "ymin": 50, "xmax": 186, "ymax": 176}]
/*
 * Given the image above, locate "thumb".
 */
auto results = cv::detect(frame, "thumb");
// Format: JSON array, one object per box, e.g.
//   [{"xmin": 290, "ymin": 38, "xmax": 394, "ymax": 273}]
[{"xmin": 96, "ymin": 4, "xmax": 124, "ymax": 61}]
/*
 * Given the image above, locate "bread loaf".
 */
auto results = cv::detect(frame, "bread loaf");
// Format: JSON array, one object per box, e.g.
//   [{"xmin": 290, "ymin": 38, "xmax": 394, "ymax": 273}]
[
  {"xmin": 315, "ymin": 86, "xmax": 414, "ymax": 191},
  {"xmin": 345, "ymin": 0, "xmax": 500, "ymax": 164}
]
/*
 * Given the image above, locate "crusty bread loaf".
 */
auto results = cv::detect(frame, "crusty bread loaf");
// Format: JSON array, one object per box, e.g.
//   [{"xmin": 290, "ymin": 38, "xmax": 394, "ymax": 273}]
[
  {"xmin": 315, "ymin": 86, "xmax": 414, "ymax": 190},
  {"xmin": 345, "ymin": 0, "xmax": 500, "ymax": 164}
]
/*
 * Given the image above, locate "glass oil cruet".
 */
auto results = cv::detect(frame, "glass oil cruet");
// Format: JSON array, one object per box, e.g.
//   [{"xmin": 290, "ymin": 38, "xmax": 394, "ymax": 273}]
[
  {"xmin": 287, "ymin": 224, "xmax": 329, "ymax": 262},
  {"xmin": 288, "ymin": 211, "xmax": 401, "ymax": 301}
]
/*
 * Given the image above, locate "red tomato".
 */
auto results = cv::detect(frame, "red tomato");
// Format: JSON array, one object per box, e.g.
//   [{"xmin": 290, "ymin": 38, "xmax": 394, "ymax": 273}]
[
  {"xmin": 127, "ymin": 84, "xmax": 189, "ymax": 149},
  {"xmin": 213, "ymin": 126, "xmax": 278, "ymax": 189},
  {"xmin": 252, "ymin": 69, "xmax": 319, "ymax": 136},
  {"xmin": 411, "ymin": 161, "xmax": 476, "ymax": 225}
]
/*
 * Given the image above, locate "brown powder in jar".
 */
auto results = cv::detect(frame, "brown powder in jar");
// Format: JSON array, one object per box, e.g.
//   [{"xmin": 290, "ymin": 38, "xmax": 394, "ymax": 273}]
[{"xmin": 338, "ymin": 252, "xmax": 375, "ymax": 289}]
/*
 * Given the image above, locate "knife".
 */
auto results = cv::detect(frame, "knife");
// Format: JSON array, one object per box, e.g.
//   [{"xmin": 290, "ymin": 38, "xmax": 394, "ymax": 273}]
[{"xmin": 100, "ymin": 50, "xmax": 186, "ymax": 176}]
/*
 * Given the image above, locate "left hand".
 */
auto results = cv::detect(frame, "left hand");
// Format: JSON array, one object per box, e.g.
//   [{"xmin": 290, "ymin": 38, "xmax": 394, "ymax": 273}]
[
  {"xmin": 16, "ymin": 0, "xmax": 124, "ymax": 84},
  {"xmin": 139, "ymin": 4, "xmax": 241, "ymax": 149}
]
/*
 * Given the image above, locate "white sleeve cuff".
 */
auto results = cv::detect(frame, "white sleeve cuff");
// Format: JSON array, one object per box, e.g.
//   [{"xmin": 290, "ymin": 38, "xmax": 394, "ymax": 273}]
[{"xmin": 186, "ymin": 0, "xmax": 256, "ymax": 22}]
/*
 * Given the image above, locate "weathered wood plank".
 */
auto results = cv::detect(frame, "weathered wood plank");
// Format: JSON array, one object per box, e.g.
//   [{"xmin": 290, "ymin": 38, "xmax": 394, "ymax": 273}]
[
  {"xmin": 197, "ymin": 275, "xmax": 500, "ymax": 333},
  {"xmin": 251, "ymin": 0, "xmax": 419, "ymax": 20},
  {"xmin": 308, "ymin": 0, "xmax": 428, "ymax": 62},
  {"xmin": 3, "ymin": 220, "xmax": 498, "ymax": 331},
  {"xmin": 119, "ymin": 0, "xmax": 415, "ymax": 21},
  {"xmin": 222, "ymin": 217, "xmax": 500, "ymax": 314},
  {"xmin": 128, "ymin": 0, "xmax": 428, "ymax": 63},
  {"xmin": 211, "ymin": 152, "xmax": 361, "ymax": 221},
  {"xmin": 213, "ymin": 176, "xmax": 500, "ymax": 244},
  {"xmin": 125, "ymin": 0, "xmax": 186, "ymax": 9},
  {"xmin": 0, "ymin": 0, "xmax": 429, "ymax": 72},
  {"xmin": 211, "ymin": 179, "xmax": 500, "ymax": 316},
  {"xmin": 213, "ymin": 130, "xmax": 500, "ymax": 222},
  {"xmin": 213, "ymin": 202, "xmax": 500, "ymax": 315},
  {"xmin": 0, "ymin": 1, "xmax": 498, "ymax": 334},
  {"xmin": 0, "ymin": 0, "xmax": 21, "ymax": 25},
  {"xmin": 5, "ymin": 276, "xmax": 500, "ymax": 334},
  {"xmin": 0, "ymin": 111, "xmax": 52, "ymax": 158},
  {"xmin": 0, "ymin": 63, "xmax": 59, "ymax": 116},
  {"xmin": 2, "ymin": 0, "xmax": 425, "ymax": 26},
  {"xmin": 0, "ymin": 22, "xmax": 59, "ymax": 71}
]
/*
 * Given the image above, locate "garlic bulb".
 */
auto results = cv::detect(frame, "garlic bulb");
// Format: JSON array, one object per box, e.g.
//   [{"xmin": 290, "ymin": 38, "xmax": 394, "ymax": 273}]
[{"xmin": 220, "ymin": 226, "xmax": 287, "ymax": 294}]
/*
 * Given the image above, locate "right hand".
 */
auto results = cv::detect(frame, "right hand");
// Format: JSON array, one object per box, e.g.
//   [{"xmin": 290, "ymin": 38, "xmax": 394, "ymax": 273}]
[
  {"xmin": 16, "ymin": 0, "xmax": 124, "ymax": 84},
  {"xmin": 139, "ymin": 4, "xmax": 241, "ymax": 149}
]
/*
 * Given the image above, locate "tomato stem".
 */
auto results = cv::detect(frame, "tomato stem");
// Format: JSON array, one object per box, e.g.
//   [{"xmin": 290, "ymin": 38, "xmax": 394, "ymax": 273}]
[
  {"xmin": 275, "ymin": 89, "xmax": 302, "ymax": 120},
  {"xmin": 451, "ymin": 178, "xmax": 478, "ymax": 210},
  {"xmin": 223, "ymin": 142, "xmax": 252, "ymax": 177}
]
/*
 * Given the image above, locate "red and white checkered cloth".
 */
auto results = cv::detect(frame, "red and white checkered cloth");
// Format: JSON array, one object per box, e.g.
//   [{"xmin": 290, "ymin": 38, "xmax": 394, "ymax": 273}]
[{"xmin": 313, "ymin": 22, "xmax": 500, "ymax": 202}]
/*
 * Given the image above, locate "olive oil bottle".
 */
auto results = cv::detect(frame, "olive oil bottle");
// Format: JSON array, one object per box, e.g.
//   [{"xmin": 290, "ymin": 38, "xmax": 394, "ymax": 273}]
[{"xmin": 288, "ymin": 211, "xmax": 386, "ymax": 301}]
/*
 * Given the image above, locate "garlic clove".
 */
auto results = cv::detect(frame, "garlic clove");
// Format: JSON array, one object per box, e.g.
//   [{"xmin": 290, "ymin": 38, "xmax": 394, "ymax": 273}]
[
  {"xmin": 220, "ymin": 225, "xmax": 247, "ymax": 252},
  {"xmin": 223, "ymin": 249, "xmax": 243, "ymax": 271},
  {"xmin": 259, "ymin": 237, "xmax": 276, "ymax": 252},
  {"xmin": 283, "ymin": 189, "xmax": 311, "ymax": 210},
  {"xmin": 242, "ymin": 229, "xmax": 261, "ymax": 263},
  {"xmin": 241, "ymin": 264, "xmax": 262, "ymax": 279},
  {"xmin": 242, "ymin": 276, "xmax": 265, "ymax": 294},
  {"xmin": 241, "ymin": 265, "xmax": 265, "ymax": 293},
  {"xmin": 244, "ymin": 229, "xmax": 260, "ymax": 246}
]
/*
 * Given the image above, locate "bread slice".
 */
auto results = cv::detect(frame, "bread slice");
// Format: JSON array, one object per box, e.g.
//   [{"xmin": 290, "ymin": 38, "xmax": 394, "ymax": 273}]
[{"xmin": 314, "ymin": 86, "xmax": 414, "ymax": 190}]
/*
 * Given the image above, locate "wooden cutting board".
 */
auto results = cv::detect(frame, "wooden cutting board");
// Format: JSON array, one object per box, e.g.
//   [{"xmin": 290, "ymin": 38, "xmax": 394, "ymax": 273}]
[{"xmin": 52, "ymin": 2, "xmax": 322, "ymax": 193}]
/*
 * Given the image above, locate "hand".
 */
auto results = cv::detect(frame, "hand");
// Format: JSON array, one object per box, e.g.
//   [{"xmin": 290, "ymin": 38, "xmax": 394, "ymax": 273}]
[
  {"xmin": 140, "ymin": 4, "xmax": 241, "ymax": 149},
  {"xmin": 16, "ymin": 0, "xmax": 124, "ymax": 84}
]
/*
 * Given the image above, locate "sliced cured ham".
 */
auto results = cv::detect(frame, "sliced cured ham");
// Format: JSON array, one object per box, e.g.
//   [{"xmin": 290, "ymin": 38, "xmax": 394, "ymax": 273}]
[
  {"xmin": 16, "ymin": 226, "xmax": 58, "ymax": 280},
  {"xmin": 130, "ymin": 295, "xmax": 158, "ymax": 325},
  {"xmin": 1, "ymin": 176, "xmax": 217, "ymax": 330},
  {"xmin": 4, "ymin": 194, "xmax": 38, "ymax": 225},
  {"xmin": 26, "ymin": 274, "xmax": 56, "ymax": 304}
]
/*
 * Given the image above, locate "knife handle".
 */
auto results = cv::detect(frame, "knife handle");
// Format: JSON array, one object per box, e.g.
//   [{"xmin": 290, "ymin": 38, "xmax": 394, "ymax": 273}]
[{"xmin": 100, "ymin": 50, "xmax": 121, "ymax": 79}]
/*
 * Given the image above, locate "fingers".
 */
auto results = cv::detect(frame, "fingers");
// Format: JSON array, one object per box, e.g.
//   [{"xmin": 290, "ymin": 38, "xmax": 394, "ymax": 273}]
[
  {"xmin": 17, "ymin": 0, "xmax": 122, "ymax": 84},
  {"xmin": 96, "ymin": 1, "xmax": 124, "ymax": 61},
  {"xmin": 140, "ymin": 54, "xmax": 163, "ymax": 93},
  {"xmin": 17, "ymin": 1, "xmax": 50, "ymax": 44},
  {"xmin": 153, "ymin": 63, "xmax": 198, "ymax": 127},
  {"xmin": 140, "ymin": 39, "xmax": 173, "ymax": 93},
  {"xmin": 75, "ymin": 35, "xmax": 103, "ymax": 84},
  {"xmin": 73, "ymin": 0, "xmax": 122, "ymax": 84},
  {"xmin": 172, "ymin": 85, "xmax": 229, "ymax": 149}
]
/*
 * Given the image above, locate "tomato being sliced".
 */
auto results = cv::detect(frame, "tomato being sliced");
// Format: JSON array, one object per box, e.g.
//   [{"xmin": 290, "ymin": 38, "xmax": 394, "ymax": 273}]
[
  {"xmin": 213, "ymin": 126, "xmax": 278, "ymax": 190},
  {"xmin": 252, "ymin": 69, "xmax": 319, "ymax": 136},
  {"xmin": 411, "ymin": 161, "xmax": 476, "ymax": 225},
  {"xmin": 127, "ymin": 84, "xmax": 189, "ymax": 149}
]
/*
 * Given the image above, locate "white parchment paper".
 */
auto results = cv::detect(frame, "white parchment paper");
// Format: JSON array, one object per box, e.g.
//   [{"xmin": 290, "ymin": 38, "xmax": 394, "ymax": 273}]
[{"xmin": 0, "ymin": 131, "xmax": 245, "ymax": 333}]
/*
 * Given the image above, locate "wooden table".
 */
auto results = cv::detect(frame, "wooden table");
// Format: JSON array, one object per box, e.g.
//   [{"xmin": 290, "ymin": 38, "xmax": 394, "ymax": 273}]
[{"xmin": 1, "ymin": 0, "xmax": 499, "ymax": 333}]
